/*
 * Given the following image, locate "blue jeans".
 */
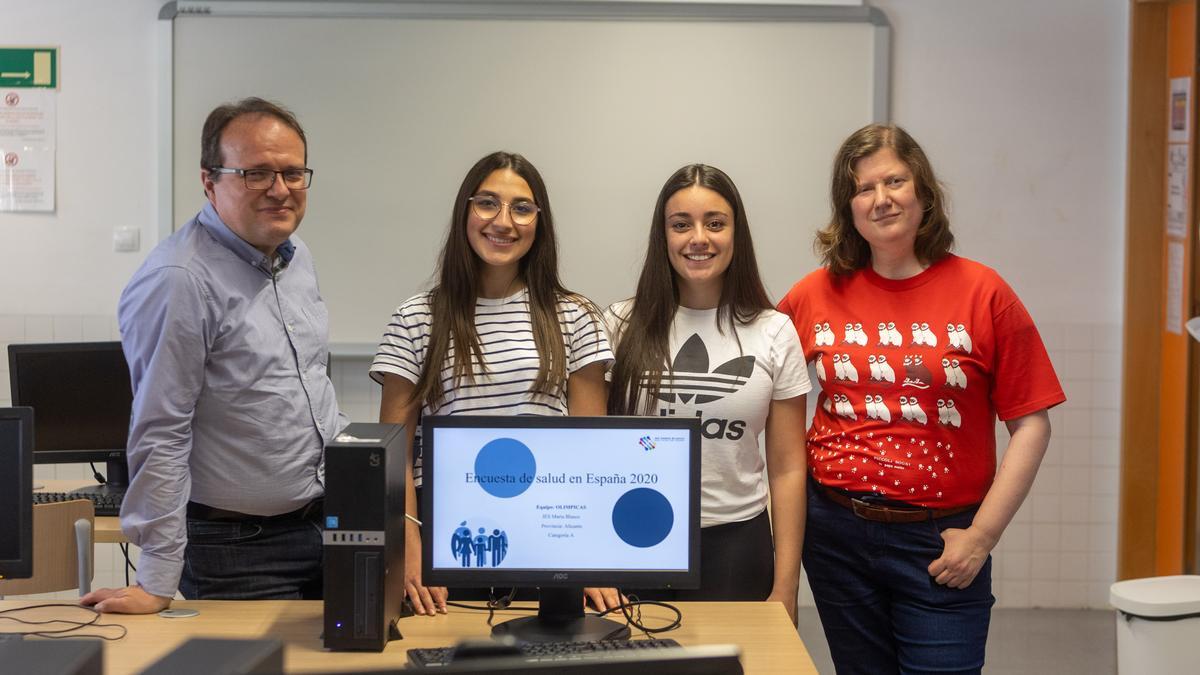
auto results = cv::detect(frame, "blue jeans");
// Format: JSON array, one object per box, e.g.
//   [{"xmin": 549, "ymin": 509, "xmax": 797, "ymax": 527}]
[
  {"xmin": 179, "ymin": 511, "xmax": 324, "ymax": 600},
  {"xmin": 804, "ymin": 483, "xmax": 994, "ymax": 675}
]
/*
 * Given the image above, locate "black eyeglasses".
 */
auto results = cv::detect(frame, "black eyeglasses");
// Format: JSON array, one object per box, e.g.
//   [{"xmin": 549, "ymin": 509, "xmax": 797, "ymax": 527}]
[
  {"xmin": 468, "ymin": 195, "xmax": 540, "ymax": 225},
  {"xmin": 209, "ymin": 167, "xmax": 314, "ymax": 190}
]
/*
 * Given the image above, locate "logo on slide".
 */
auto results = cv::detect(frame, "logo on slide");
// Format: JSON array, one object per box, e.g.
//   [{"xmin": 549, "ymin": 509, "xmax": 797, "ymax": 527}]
[
  {"xmin": 450, "ymin": 521, "xmax": 510, "ymax": 567},
  {"xmin": 638, "ymin": 436, "xmax": 655, "ymax": 452},
  {"xmin": 655, "ymin": 334, "xmax": 755, "ymax": 405}
]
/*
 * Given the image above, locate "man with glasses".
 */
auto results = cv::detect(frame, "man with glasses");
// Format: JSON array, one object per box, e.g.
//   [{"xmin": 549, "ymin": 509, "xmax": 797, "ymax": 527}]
[{"xmin": 82, "ymin": 98, "xmax": 346, "ymax": 613}]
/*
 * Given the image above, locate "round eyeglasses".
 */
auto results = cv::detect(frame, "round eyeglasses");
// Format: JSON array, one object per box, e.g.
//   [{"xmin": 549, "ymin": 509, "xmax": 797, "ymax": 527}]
[
  {"xmin": 468, "ymin": 195, "xmax": 540, "ymax": 225},
  {"xmin": 208, "ymin": 167, "xmax": 314, "ymax": 191}
]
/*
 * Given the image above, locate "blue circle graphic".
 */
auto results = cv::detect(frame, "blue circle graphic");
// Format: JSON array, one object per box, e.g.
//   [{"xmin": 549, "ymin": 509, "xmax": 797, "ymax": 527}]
[
  {"xmin": 611, "ymin": 488, "xmax": 674, "ymax": 548},
  {"xmin": 473, "ymin": 438, "xmax": 536, "ymax": 498}
]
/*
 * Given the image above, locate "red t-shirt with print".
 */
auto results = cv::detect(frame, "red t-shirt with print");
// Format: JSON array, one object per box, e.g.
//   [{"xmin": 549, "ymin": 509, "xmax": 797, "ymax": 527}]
[{"xmin": 777, "ymin": 255, "xmax": 1065, "ymax": 508}]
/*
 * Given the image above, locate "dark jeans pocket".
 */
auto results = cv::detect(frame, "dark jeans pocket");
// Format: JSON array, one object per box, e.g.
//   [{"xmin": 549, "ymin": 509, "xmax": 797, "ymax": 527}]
[{"xmin": 186, "ymin": 519, "xmax": 264, "ymax": 545}]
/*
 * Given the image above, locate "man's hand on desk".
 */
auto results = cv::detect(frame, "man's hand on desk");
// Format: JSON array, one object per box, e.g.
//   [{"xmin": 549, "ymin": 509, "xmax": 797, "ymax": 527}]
[{"xmin": 80, "ymin": 584, "xmax": 172, "ymax": 614}]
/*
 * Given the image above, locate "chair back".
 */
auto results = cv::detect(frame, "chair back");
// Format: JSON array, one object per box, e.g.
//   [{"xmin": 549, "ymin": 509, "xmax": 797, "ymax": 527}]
[{"xmin": 0, "ymin": 499, "xmax": 94, "ymax": 596}]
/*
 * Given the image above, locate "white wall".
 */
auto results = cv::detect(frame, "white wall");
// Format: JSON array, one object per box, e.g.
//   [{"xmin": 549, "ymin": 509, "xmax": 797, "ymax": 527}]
[
  {"xmin": 0, "ymin": 0, "xmax": 163, "ymax": 317},
  {"xmin": 867, "ymin": 0, "xmax": 1128, "ymax": 609},
  {"xmin": 875, "ymin": 0, "xmax": 1127, "ymax": 325},
  {"xmin": 1, "ymin": 0, "xmax": 1128, "ymax": 610}
]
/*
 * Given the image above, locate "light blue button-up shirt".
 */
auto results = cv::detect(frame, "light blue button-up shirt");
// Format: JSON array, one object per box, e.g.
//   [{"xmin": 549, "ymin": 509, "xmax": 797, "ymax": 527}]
[{"xmin": 117, "ymin": 202, "xmax": 347, "ymax": 598}]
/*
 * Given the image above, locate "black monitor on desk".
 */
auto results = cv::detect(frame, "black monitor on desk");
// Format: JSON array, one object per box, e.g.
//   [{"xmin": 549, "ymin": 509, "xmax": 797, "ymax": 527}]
[
  {"xmin": 8, "ymin": 342, "xmax": 132, "ymax": 495},
  {"xmin": 422, "ymin": 415, "xmax": 701, "ymax": 643},
  {"xmin": 0, "ymin": 406, "xmax": 34, "ymax": 579}
]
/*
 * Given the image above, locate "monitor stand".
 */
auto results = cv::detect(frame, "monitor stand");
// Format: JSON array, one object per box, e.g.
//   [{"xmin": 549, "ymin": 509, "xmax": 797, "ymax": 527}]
[
  {"xmin": 491, "ymin": 587, "xmax": 630, "ymax": 642},
  {"xmin": 69, "ymin": 458, "xmax": 129, "ymax": 497}
]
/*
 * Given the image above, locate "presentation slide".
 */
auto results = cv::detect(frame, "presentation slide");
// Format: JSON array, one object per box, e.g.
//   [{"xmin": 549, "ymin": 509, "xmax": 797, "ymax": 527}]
[{"xmin": 429, "ymin": 426, "xmax": 691, "ymax": 571}]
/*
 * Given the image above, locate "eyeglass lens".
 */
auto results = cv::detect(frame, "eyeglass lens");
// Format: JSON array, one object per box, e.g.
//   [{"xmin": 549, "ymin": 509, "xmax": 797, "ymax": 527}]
[
  {"xmin": 470, "ymin": 196, "xmax": 538, "ymax": 224},
  {"xmin": 244, "ymin": 169, "xmax": 312, "ymax": 190}
]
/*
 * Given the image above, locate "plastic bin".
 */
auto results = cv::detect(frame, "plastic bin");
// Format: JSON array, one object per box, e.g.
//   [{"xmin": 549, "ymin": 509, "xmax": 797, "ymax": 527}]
[{"xmin": 1109, "ymin": 575, "xmax": 1200, "ymax": 674}]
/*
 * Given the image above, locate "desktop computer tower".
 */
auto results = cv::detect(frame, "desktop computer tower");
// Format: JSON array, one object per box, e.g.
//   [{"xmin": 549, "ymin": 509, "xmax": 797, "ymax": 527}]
[{"xmin": 322, "ymin": 422, "xmax": 407, "ymax": 651}]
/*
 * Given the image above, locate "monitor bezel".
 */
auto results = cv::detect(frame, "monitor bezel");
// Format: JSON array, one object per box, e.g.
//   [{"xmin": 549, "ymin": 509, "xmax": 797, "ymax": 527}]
[
  {"xmin": 7, "ymin": 341, "xmax": 131, "ymax": 464},
  {"xmin": 0, "ymin": 406, "xmax": 34, "ymax": 579},
  {"xmin": 421, "ymin": 415, "xmax": 701, "ymax": 589}
]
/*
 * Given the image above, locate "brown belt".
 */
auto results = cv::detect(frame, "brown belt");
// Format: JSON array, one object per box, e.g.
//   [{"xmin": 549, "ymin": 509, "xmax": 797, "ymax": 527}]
[
  {"xmin": 816, "ymin": 484, "xmax": 975, "ymax": 524},
  {"xmin": 187, "ymin": 498, "xmax": 323, "ymax": 523}
]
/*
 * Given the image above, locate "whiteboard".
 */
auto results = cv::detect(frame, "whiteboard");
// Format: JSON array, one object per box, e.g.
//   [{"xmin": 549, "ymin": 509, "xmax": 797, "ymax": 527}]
[{"xmin": 169, "ymin": 2, "xmax": 888, "ymax": 345}]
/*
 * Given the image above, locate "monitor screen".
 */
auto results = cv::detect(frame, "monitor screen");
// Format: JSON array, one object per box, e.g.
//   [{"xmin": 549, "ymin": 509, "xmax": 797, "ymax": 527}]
[
  {"xmin": 0, "ymin": 407, "xmax": 34, "ymax": 579},
  {"xmin": 421, "ymin": 415, "xmax": 700, "ymax": 642},
  {"xmin": 8, "ymin": 342, "xmax": 132, "ymax": 464}
]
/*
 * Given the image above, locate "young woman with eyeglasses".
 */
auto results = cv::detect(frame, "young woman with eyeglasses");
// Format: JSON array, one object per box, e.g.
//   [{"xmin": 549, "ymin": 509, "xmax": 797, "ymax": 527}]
[
  {"xmin": 369, "ymin": 151, "xmax": 614, "ymax": 616},
  {"xmin": 605, "ymin": 164, "xmax": 811, "ymax": 624}
]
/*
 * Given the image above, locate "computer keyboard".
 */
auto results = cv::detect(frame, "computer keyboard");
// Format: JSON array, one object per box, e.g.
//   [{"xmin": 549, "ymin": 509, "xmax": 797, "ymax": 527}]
[
  {"xmin": 407, "ymin": 638, "xmax": 682, "ymax": 668},
  {"xmin": 33, "ymin": 490, "xmax": 124, "ymax": 516}
]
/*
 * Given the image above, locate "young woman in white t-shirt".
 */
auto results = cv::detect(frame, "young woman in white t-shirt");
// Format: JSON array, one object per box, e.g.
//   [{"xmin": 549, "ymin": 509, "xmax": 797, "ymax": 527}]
[
  {"xmin": 370, "ymin": 151, "xmax": 614, "ymax": 616},
  {"xmin": 605, "ymin": 164, "xmax": 810, "ymax": 623}
]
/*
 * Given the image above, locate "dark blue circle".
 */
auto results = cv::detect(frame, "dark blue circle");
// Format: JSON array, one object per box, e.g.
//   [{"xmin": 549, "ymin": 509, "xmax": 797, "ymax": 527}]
[
  {"xmin": 473, "ymin": 438, "xmax": 536, "ymax": 498},
  {"xmin": 611, "ymin": 488, "xmax": 674, "ymax": 548}
]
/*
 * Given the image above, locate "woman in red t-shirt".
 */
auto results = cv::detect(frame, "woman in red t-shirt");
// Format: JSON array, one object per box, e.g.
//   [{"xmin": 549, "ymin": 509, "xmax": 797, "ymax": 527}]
[{"xmin": 777, "ymin": 124, "xmax": 1064, "ymax": 674}]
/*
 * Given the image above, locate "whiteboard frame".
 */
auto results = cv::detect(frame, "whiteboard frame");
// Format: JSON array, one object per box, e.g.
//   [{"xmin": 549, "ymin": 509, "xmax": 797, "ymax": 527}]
[{"xmin": 155, "ymin": 0, "xmax": 890, "ymax": 351}]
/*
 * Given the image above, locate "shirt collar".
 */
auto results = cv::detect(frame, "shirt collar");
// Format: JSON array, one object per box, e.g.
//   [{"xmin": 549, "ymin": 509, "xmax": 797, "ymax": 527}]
[{"xmin": 197, "ymin": 201, "xmax": 296, "ymax": 274}]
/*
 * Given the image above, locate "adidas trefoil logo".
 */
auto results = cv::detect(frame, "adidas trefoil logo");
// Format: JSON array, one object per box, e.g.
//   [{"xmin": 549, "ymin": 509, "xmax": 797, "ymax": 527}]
[{"xmin": 652, "ymin": 334, "xmax": 755, "ymax": 404}]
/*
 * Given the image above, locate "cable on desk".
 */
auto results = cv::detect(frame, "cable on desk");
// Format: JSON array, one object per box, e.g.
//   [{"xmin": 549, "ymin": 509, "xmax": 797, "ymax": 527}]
[
  {"xmin": 444, "ymin": 587, "xmax": 537, "ymax": 626},
  {"xmin": 595, "ymin": 595, "xmax": 683, "ymax": 638},
  {"xmin": 88, "ymin": 463, "xmax": 107, "ymax": 485},
  {"xmin": 443, "ymin": 591, "xmax": 682, "ymax": 639},
  {"xmin": 0, "ymin": 603, "xmax": 128, "ymax": 641},
  {"xmin": 119, "ymin": 543, "xmax": 137, "ymax": 586}
]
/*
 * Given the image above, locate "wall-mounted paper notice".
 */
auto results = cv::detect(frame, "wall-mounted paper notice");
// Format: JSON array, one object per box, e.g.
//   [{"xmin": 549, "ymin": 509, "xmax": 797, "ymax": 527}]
[
  {"xmin": 1167, "ymin": 241, "xmax": 1185, "ymax": 335},
  {"xmin": 0, "ymin": 88, "xmax": 55, "ymax": 212},
  {"xmin": 1170, "ymin": 77, "xmax": 1191, "ymax": 144},
  {"xmin": 1167, "ymin": 144, "xmax": 1189, "ymax": 238}
]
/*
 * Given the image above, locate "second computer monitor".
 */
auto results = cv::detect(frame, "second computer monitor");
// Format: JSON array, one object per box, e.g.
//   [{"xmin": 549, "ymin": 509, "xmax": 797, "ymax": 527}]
[
  {"xmin": 8, "ymin": 342, "xmax": 132, "ymax": 492},
  {"xmin": 422, "ymin": 415, "xmax": 700, "ymax": 641}
]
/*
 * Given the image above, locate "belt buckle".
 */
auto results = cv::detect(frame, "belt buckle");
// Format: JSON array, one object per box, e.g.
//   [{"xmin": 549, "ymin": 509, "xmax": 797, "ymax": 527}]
[{"xmin": 850, "ymin": 498, "xmax": 878, "ymax": 520}]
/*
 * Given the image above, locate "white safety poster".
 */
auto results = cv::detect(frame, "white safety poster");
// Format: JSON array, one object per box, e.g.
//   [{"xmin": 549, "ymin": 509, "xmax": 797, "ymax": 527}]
[{"xmin": 0, "ymin": 88, "xmax": 55, "ymax": 212}]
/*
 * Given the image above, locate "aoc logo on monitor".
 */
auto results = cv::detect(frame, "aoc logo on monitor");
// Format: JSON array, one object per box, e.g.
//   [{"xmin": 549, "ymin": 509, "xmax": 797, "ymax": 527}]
[{"xmin": 450, "ymin": 521, "xmax": 510, "ymax": 567}]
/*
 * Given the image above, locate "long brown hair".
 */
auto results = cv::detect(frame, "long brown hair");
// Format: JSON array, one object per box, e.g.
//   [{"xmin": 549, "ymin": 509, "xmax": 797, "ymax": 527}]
[
  {"xmin": 413, "ymin": 151, "xmax": 581, "ymax": 408},
  {"xmin": 608, "ymin": 164, "xmax": 772, "ymax": 415},
  {"xmin": 816, "ymin": 123, "xmax": 953, "ymax": 275}
]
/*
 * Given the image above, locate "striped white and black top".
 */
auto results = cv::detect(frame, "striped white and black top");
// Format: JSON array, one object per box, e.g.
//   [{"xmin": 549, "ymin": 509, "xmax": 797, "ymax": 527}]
[{"xmin": 370, "ymin": 288, "xmax": 613, "ymax": 485}]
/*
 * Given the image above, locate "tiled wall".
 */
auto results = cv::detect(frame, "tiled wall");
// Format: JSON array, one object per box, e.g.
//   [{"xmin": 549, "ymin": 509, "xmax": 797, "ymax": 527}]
[{"xmin": 1, "ymin": 313, "xmax": 1121, "ymax": 608}]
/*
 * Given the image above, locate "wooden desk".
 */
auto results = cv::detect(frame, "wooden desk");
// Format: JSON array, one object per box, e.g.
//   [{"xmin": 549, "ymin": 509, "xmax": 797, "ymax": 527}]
[
  {"xmin": 35, "ymin": 479, "xmax": 124, "ymax": 544},
  {"xmin": 0, "ymin": 600, "xmax": 815, "ymax": 674}
]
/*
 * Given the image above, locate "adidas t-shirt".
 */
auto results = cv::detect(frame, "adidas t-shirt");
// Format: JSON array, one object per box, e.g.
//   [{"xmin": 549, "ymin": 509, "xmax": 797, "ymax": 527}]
[
  {"xmin": 370, "ymin": 289, "xmax": 614, "ymax": 486},
  {"xmin": 776, "ymin": 255, "xmax": 1065, "ymax": 508},
  {"xmin": 605, "ymin": 301, "xmax": 812, "ymax": 527}
]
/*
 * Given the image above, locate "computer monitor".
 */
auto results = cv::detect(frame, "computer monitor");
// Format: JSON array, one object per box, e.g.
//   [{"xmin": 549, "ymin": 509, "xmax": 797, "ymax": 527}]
[
  {"xmin": 0, "ymin": 406, "xmax": 34, "ymax": 579},
  {"xmin": 422, "ymin": 415, "xmax": 701, "ymax": 642},
  {"xmin": 8, "ymin": 342, "xmax": 132, "ymax": 495}
]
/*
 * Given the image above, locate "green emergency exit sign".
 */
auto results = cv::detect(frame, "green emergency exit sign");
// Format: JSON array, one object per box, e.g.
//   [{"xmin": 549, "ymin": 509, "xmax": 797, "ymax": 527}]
[{"xmin": 0, "ymin": 48, "xmax": 57, "ymax": 88}]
